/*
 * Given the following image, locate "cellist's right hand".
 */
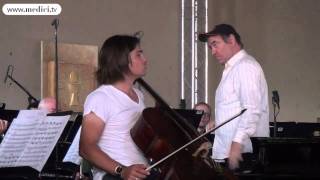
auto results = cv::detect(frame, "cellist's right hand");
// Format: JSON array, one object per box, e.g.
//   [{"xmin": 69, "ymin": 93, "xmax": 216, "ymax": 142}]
[{"xmin": 121, "ymin": 164, "xmax": 150, "ymax": 180}]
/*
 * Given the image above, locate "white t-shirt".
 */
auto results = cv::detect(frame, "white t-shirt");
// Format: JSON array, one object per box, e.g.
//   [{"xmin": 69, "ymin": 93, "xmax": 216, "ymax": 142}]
[{"xmin": 83, "ymin": 85, "xmax": 148, "ymax": 179}]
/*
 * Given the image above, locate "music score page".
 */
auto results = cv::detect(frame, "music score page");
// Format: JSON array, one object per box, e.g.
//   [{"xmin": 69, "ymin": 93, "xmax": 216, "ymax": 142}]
[{"xmin": 0, "ymin": 110, "xmax": 70, "ymax": 171}]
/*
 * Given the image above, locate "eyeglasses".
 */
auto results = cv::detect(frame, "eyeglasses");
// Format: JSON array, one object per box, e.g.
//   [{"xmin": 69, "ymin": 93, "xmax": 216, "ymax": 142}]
[{"xmin": 203, "ymin": 112, "xmax": 211, "ymax": 117}]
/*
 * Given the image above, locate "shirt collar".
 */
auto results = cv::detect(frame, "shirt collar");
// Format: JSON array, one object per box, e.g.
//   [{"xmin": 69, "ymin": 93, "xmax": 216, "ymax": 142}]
[{"xmin": 224, "ymin": 49, "xmax": 246, "ymax": 69}]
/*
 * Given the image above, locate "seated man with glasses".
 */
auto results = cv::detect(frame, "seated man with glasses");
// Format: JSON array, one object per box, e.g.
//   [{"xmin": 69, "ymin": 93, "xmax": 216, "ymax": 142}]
[{"xmin": 194, "ymin": 102, "xmax": 215, "ymax": 134}]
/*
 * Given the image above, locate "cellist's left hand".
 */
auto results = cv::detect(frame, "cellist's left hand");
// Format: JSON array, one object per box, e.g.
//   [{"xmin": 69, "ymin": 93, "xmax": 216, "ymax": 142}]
[{"xmin": 228, "ymin": 141, "xmax": 243, "ymax": 170}]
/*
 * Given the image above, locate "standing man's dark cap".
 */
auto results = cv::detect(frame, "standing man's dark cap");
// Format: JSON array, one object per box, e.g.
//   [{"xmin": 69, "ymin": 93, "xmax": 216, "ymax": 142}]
[{"xmin": 198, "ymin": 24, "xmax": 240, "ymax": 42}]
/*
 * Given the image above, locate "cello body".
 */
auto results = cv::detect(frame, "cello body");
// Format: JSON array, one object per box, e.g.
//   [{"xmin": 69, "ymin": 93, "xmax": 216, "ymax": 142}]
[
  {"xmin": 131, "ymin": 79, "xmax": 237, "ymax": 180},
  {"xmin": 131, "ymin": 107, "xmax": 219, "ymax": 180}
]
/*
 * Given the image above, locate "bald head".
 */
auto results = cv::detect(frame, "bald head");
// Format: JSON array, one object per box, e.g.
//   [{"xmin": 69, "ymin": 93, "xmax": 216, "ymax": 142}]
[{"xmin": 38, "ymin": 97, "xmax": 57, "ymax": 113}]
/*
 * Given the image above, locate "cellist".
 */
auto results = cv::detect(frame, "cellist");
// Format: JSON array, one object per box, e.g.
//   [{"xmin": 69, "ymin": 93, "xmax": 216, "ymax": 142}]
[{"xmin": 80, "ymin": 34, "xmax": 150, "ymax": 180}]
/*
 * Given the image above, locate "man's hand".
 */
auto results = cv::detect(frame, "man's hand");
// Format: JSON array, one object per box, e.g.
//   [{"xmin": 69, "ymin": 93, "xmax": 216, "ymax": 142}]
[
  {"xmin": 228, "ymin": 141, "xmax": 243, "ymax": 170},
  {"xmin": 0, "ymin": 119, "xmax": 8, "ymax": 135}
]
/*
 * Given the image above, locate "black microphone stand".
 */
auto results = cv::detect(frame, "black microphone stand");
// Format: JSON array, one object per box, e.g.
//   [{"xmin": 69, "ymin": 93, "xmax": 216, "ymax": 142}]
[
  {"xmin": 272, "ymin": 97, "xmax": 280, "ymax": 137},
  {"xmin": 4, "ymin": 66, "xmax": 39, "ymax": 109},
  {"xmin": 51, "ymin": 18, "xmax": 59, "ymax": 180},
  {"xmin": 179, "ymin": 99, "xmax": 186, "ymax": 109},
  {"xmin": 51, "ymin": 19, "xmax": 59, "ymax": 112}
]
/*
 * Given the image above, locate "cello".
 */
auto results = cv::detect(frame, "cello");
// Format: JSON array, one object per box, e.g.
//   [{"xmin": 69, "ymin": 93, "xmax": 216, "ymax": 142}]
[{"xmin": 131, "ymin": 78, "xmax": 242, "ymax": 180}]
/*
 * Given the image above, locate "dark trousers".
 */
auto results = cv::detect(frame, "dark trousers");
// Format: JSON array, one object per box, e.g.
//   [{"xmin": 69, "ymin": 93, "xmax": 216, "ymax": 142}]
[
  {"xmin": 102, "ymin": 173, "xmax": 122, "ymax": 180},
  {"xmin": 103, "ymin": 168, "xmax": 159, "ymax": 180},
  {"xmin": 217, "ymin": 153, "xmax": 255, "ymax": 173}
]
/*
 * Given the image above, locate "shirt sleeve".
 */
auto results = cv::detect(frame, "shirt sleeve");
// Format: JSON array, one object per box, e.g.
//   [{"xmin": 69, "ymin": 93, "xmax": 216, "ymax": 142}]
[
  {"xmin": 83, "ymin": 91, "xmax": 109, "ymax": 123},
  {"xmin": 233, "ymin": 62, "xmax": 263, "ymax": 144}
]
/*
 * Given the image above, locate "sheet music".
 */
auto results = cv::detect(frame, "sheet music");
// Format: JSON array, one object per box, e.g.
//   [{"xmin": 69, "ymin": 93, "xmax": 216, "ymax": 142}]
[
  {"xmin": 0, "ymin": 110, "xmax": 70, "ymax": 172},
  {"xmin": 63, "ymin": 127, "xmax": 82, "ymax": 165}
]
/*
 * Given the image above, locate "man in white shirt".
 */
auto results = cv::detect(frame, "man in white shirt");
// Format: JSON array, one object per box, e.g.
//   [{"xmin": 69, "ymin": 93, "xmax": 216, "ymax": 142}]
[{"xmin": 199, "ymin": 24, "xmax": 269, "ymax": 170}]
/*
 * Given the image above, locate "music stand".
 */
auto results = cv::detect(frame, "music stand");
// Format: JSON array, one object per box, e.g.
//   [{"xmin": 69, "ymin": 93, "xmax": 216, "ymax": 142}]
[
  {"xmin": 40, "ymin": 112, "xmax": 82, "ymax": 179},
  {"xmin": 174, "ymin": 109, "xmax": 203, "ymax": 129}
]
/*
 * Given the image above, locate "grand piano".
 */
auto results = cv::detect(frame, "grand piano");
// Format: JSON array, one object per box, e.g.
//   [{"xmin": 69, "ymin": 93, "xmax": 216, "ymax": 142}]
[{"xmin": 236, "ymin": 122, "xmax": 320, "ymax": 180}]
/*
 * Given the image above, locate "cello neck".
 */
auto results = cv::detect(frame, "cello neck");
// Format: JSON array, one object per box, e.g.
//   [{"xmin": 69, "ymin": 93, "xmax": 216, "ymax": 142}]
[
  {"xmin": 136, "ymin": 78, "xmax": 170, "ymax": 109},
  {"xmin": 136, "ymin": 78, "xmax": 199, "ymax": 137}
]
